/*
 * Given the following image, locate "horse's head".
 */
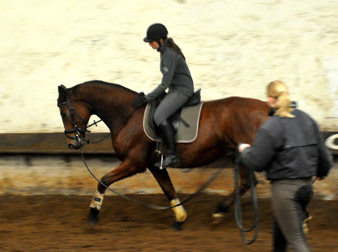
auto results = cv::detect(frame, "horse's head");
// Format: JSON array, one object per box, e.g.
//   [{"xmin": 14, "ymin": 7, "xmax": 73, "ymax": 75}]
[{"xmin": 57, "ymin": 85, "xmax": 91, "ymax": 149}]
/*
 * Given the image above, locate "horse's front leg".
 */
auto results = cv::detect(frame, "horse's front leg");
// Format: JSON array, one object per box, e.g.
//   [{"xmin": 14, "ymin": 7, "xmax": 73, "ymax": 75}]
[
  {"xmin": 148, "ymin": 164, "xmax": 188, "ymax": 230},
  {"xmin": 87, "ymin": 159, "xmax": 146, "ymax": 226},
  {"xmin": 213, "ymin": 163, "xmax": 255, "ymax": 222}
]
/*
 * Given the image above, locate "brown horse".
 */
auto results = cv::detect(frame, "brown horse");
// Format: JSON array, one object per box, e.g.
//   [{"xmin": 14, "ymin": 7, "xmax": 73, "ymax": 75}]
[{"xmin": 57, "ymin": 80, "xmax": 269, "ymax": 229}]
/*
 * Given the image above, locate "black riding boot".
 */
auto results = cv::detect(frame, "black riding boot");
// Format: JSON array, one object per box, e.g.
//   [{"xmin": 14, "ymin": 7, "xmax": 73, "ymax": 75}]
[{"xmin": 156, "ymin": 120, "xmax": 180, "ymax": 168}]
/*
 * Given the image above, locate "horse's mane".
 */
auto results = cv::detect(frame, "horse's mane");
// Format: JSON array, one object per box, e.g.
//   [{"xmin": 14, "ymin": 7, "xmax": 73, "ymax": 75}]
[{"xmin": 72, "ymin": 80, "xmax": 137, "ymax": 95}]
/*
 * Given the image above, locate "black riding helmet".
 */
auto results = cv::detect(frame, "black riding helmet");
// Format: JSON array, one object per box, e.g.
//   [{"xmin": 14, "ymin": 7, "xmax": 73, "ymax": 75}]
[{"xmin": 143, "ymin": 23, "xmax": 168, "ymax": 43}]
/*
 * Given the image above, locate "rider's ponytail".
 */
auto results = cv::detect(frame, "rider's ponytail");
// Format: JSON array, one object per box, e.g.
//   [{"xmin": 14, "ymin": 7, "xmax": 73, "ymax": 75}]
[
  {"xmin": 167, "ymin": 38, "xmax": 186, "ymax": 60},
  {"xmin": 267, "ymin": 80, "xmax": 294, "ymax": 118}
]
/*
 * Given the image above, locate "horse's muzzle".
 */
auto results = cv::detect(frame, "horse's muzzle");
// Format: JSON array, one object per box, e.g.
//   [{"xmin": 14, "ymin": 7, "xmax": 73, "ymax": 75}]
[
  {"xmin": 68, "ymin": 143, "xmax": 77, "ymax": 149},
  {"xmin": 68, "ymin": 140, "xmax": 83, "ymax": 150}
]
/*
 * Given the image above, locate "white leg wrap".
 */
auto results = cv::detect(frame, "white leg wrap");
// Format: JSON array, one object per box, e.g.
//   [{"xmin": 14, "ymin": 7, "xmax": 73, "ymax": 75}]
[
  {"xmin": 89, "ymin": 190, "xmax": 104, "ymax": 211},
  {"xmin": 170, "ymin": 199, "xmax": 188, "ymax": 222}
]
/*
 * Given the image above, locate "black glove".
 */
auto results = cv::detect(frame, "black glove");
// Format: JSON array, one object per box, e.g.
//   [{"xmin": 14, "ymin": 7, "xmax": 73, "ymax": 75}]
[{"xmin": 132, "ymin": 92, "xmax": 147, "ymax": 109}]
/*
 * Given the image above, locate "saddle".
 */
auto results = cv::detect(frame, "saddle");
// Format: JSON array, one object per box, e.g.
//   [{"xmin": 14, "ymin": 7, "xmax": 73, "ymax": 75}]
[{"xmin": 143, "ymin": 89, "xmax": 204, "ymax": 143}]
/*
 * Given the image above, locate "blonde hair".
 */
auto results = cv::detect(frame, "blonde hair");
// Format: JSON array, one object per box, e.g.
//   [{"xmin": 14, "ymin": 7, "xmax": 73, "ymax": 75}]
[{"xmin": 267, "ymin": 80, "xmax": 294, "ymax": 118}]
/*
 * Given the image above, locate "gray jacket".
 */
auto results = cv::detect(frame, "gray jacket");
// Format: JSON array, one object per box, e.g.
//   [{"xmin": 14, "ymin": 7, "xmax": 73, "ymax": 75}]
[
  {"xmin": 241, "ymin": 109, "xmax": 333, "ymax": 180},
  {"xmin": 145, "ymin": 40, "xmax": 194, "ymax": 101}
]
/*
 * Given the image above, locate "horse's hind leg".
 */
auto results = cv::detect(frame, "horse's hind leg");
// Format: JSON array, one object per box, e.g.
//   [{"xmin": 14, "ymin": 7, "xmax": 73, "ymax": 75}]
[
  {"xmin": 87, "ymin": 159, "xmax": 146, "ymax": 226},
  {"xmin": 213, "ymin": 163, "xmax": 254, "ymax": 221},
  {"xmin": 148, "ymin": 164, "xmax": 188, "ymax": 230}
]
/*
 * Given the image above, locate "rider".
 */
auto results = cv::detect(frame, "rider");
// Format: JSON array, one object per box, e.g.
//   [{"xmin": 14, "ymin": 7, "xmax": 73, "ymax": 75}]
[
  {"xmin": 238, "ymin": 80, "xmax": 333, "ymax": 252},
  {"xmin": 133, "ymin": 23, "xmax": 194, "ymax": 168}
]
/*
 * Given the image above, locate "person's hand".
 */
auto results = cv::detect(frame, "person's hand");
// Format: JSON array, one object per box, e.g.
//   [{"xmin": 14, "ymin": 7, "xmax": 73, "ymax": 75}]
[
  {"xmin": 238, "ymin": 143, "xmax": 251, "ymax": 152},
  {"xmin": 132, "ymin": 92, "xmax": 147, "ymax": 109}
]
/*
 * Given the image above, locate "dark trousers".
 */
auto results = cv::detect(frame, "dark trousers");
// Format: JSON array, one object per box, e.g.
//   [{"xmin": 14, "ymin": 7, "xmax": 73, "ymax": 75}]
[
  {"xmin": 271, "ymin": 178, "xmax": 313, "ymax": 252},
  {"xmin": 153, "ymin": 92, "xmax": 189, "ymax": 127}
]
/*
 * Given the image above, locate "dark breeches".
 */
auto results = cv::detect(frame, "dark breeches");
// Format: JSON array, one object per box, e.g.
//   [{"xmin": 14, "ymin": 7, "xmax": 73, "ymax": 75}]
[
  {"xmin": 153, "ymin": 92, "xmax": 189, "ymax": 126},
  {"xmin": 271, "ymin": 178, "xmax": 313, "ymax": 252}
]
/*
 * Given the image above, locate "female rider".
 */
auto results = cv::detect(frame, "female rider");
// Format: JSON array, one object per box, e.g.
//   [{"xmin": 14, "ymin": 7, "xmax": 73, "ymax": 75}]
[{"xmin": 133, "ymin": 23, "xmax": 194, "ymax": 168}]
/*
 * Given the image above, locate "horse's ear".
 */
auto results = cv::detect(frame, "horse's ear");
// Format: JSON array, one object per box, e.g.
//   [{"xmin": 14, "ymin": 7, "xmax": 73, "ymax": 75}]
[{"xmin": 58, "ymin": 84, "xmax": 67, "ymax": 102}]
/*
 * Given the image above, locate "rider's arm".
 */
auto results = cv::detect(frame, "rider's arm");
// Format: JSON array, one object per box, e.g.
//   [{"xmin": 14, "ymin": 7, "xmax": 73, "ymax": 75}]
[{"xmin": 145, "ymin": 49, "xmax": 176, "ymax": 101}]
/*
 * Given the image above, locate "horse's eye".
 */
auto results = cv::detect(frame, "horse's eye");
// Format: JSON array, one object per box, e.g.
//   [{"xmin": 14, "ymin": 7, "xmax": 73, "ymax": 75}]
[{"xmin": 61, "ymin": 112, "xmax": 67, "ymax": 119}]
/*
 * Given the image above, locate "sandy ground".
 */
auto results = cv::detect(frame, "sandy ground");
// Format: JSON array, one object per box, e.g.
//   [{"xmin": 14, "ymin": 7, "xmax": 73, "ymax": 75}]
[
  {"xmin": 0, "ymin": 0, "xmax": 338, "ymax": 133},
  {"xmin": 0, "ymin": 195, "xmax": 337, "ymax": 252}
]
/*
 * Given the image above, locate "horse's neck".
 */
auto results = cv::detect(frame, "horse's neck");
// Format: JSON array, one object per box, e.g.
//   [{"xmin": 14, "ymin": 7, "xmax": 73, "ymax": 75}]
[{"xmin": 80, "ymin": 84, "xmax": 135, "ymax": 135}]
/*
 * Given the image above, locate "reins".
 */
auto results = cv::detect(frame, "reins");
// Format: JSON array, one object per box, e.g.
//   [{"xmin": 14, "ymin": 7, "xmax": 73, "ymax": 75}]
[
  {"xmin": 65, "ymin": 98, "xmax": 226, "ymax": 210},
  {"xmin": 79, "ymin": 117, "xmax": 259, "ymax": 229},
  {"xmin": 233, "ymin": 149, "xmax": 259, "ymax": 245},
  {"xmin": 79, "ymin": 145, "xmax": 225, "ymax": 210},
  {"xmin": 61, "ymin": 95, "xmax": 242, "ymax": 216}
]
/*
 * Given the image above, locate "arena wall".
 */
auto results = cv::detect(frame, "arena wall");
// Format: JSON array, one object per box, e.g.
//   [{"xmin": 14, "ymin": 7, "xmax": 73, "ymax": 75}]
[
  {"xmin": 0, "ymin": 0, "xmax": 337, "ymax": 134},
  {"xmin": 0, "ymin": 0, "xmax": 337, "ymax": 197}
]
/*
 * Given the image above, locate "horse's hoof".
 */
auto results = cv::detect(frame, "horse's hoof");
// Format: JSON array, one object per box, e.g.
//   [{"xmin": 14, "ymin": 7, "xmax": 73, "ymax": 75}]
[
  {"xmin": 87, "ymin": 207, "xmax": 100, "ymax": 226},
  {"xmin": 215, "ymin": 201, "xmax": 229, "ymax": 213},
  {"xmin": 212, "ymin": 202, "xmax": 228, "ymax": 225},
  {"xmin": 212, "ymin": 212, "xmax": 226, "ymax": 225},
  {"xmin": 303, "ymin": 215, "xmax": 312, "ymax": 234},
  {"xmin": 172, "ymin": 221, "xmax": 185, "ymax": 231}
]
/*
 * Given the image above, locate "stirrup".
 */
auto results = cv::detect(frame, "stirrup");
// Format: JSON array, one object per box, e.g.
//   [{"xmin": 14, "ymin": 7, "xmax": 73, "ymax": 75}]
[
  {"xmin": 154, "ymin": 142, "xmax": 164, "ymax": 169},
  {"xmin": 154, "ymin": 154, "xmax": 180, "ymax": 169},
  {"xmin": 154, "ymin": 153, "xmax": 165, "ymax": 169}
]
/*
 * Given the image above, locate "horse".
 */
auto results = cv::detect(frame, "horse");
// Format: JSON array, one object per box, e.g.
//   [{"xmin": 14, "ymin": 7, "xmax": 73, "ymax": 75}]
[{"xmin": 57, "ymin": 80, "xmax": 270, "ymax": 229}]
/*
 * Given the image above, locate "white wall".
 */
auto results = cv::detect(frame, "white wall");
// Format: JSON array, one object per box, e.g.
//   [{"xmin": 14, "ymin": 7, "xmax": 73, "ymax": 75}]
[{"xmin": 1, "ymin": 0, "xmax": 338, "ymax": 133}]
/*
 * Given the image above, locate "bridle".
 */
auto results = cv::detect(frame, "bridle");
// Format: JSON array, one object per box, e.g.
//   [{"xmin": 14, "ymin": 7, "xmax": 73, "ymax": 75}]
[
  {"xmin": 60, "ymin": 98, "xmax": 91, "ymax": 145},
  {"xmin": 58, "ymin": 89, "xmax": 141, "ymax": 147}
]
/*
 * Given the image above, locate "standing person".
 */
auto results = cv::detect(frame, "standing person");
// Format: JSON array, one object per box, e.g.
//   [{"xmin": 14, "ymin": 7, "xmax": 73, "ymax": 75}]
[
  {"xmin": 238, "ymin": 80, "xmax": 333, "ymax": 252},
  {"xmin": 133, "ymin": 23, "xmax": 194, "ymax": 168}
]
